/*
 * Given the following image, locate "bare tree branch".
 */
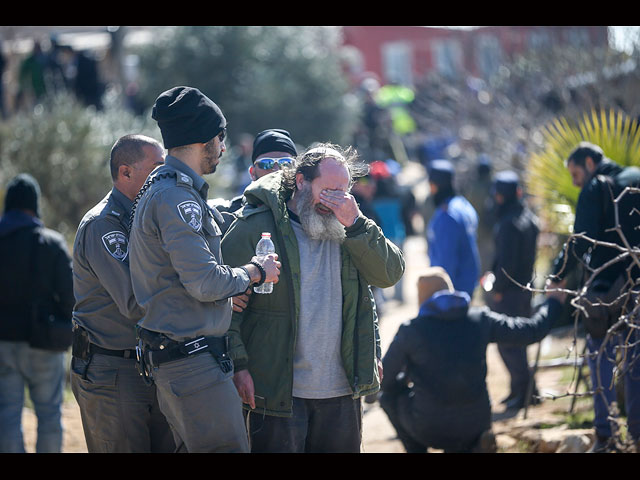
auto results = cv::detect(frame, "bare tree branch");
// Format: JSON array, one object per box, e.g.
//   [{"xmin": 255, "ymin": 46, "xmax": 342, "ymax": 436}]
[{"xmin": 503, "ymin": 185, "xmax": 640, "ymax": 451}]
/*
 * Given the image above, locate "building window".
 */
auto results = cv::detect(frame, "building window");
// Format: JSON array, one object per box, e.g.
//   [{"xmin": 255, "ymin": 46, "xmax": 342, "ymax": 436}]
[
  {"xmin": 475, "ymin": 34, "xmax": 503, "ymax": 78},
  {"xmin": 431, "ymin": 38, "xmax": 463, "ymax": 79},
  {"xmin": 565, "ymin": 28, "xmax": 590, "ymax": 47},
  {"xmin": 528, "ymin": 31, "xmax": 551, "ymax": 49},
  {"xmin": 382, "ymin": 41, "xmax": 413, "ymax": 86}
]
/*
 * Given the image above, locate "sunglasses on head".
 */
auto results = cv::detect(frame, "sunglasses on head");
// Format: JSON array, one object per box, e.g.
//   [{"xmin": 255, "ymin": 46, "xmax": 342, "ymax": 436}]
[{"xmin": 254, "ymin": 157, "xmax": 295, "ymax": 170}]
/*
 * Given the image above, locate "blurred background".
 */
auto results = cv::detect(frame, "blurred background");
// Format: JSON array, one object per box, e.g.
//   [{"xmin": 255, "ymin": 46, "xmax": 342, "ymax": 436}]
[{"xmin": 1, "ymin": 25, "xmax": 639, "ymax": 254}]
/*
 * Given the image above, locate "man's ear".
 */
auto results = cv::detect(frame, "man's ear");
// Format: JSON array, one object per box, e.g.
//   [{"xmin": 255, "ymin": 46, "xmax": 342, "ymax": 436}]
[
  {"xmin": 119, "ymin": 164, "xmax": 132, "ymax": 181},
  {"xmin": 249, "ymin": 166, "xmax": 256, "ymax": 181},
  {"xmin": 585, "ymin": 156, "xmax": 596, "ymax": 174},
  {"xmin": 296, "ymin": 172, "xmax": 305, "ymax": 190}
]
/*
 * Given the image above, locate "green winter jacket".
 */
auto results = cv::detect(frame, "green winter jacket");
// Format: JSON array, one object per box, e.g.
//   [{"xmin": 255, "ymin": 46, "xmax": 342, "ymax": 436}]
[{"xmin": 221, "ymin": 171, "xmax": 405, "ymax": 417}]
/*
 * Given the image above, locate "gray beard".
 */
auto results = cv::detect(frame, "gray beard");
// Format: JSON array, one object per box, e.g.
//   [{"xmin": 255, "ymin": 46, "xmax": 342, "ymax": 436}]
[{"xmin": 295, "ymin": 185, "xmax": 346, "ymax": 243}]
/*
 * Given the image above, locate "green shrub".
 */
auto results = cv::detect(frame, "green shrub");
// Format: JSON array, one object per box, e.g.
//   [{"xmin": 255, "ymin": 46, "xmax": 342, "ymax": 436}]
[{"xmin": 0, "ymin": 93, "xmax": 160, "ymax": 242}]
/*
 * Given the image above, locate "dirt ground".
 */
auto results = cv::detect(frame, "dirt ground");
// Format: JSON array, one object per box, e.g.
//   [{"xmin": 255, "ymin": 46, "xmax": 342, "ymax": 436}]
[{"xmin": 20, "ymin": 235, "xmax": 587, "ymax": 454}]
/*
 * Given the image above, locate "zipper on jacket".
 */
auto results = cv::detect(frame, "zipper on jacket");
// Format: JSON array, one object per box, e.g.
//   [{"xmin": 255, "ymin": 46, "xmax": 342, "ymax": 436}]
[
  {"xmin": 274, "ymin": 221, "xmax": 298, "ymax": 410},
  {"xmin": 353, "ymin": 280, "xmax": 361, "ymax": 394}
]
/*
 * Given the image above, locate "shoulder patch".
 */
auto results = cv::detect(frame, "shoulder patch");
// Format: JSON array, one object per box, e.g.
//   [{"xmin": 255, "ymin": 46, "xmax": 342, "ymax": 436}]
[
  {"xmin": 177, "ymin": 200, "xmax": 203, "ymax": 231},
  {"xmin": 101, "ymin": 230, "xmax": 129, "ymax": 261},
  {"xmin": 177, "ymin": 173, "xmax": 193, "ymax": 187}
]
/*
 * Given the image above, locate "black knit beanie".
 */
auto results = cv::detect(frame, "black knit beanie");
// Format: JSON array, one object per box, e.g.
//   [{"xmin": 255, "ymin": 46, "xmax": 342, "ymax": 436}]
[
  {"xmin": 252, "ymin": 129, "xmax": 297, "ymax": 161},
  {"xmin": 152, "ymin": 86, "xmax": 226, "ymax": 149},
  {"xmin": 4, "ymin": 173, "xmax": 41, "ymax": 217}
]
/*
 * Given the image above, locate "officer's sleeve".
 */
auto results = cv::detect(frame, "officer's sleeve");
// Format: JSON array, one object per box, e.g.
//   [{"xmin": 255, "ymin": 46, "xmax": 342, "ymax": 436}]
[
  {"xmin": 486, "ymin": 298, "xmax": 563, "ymax": 346},
  {"xmin": 81, "ymin": 219, "xmax": 144, "ymax": 320},
  {"xmin": 154, "ymin": 188, "xmax": 251, "ymax": 303},
  {"xmin": 342, "ymin": 215, "xmax": 405, "ymax": 288}
]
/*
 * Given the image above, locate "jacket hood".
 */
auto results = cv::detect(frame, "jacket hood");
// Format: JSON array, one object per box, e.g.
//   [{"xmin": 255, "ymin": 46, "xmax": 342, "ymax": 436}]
[
  {"xmin": 242, "ymin": 170, "xmax": 290, "ymax": 220},
  {"xmin": 0, "ymin": 210, "xmax": 42, "ymax": 237},
  {"xmin": 594, "ymin": 159, "xmax": 623, "ymax": 178},
  {"xmin": 418, "ymin": 290, "xmax": 470, "ymax": 320}
]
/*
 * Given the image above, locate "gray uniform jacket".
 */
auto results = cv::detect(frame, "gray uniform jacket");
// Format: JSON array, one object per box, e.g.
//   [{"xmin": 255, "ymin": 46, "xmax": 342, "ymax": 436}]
[
  {"xmin": 129, "ymin": 156, "xmax": 251, "ymax": 342},
  {"xmin": 72, "ymin": 187, "xmax": 143, "ymax": 350}
]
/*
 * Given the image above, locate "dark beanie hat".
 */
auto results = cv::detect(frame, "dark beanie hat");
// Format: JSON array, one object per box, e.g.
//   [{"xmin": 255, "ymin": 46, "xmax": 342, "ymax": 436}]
[
  {"xmin": 4, "ymin": 173, "xmax": 41, "ymax": 217},
  {"xmin": 252, "ymin": 129, "xmax": 297, "ymax": 161},
  {"xmin": 152, "ymin": 86, "xmax": 226, "ymax": 149},
  {"xmin": 428, "ymin": 159, "xmax": 455, "ymax": 187},
  {"xmin": 493, "ymin": 170, "xmax": 520, "ymax": 197}
]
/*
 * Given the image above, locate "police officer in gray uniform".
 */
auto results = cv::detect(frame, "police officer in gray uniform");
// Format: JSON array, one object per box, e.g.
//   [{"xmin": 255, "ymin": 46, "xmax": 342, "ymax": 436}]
[
  {"xmin": 71, "ymin": 134, "xmax": 175, "ymax": 452},
  {"xmin": 128, "ymin": 86, "xmax": 281, "ymax": 453}
]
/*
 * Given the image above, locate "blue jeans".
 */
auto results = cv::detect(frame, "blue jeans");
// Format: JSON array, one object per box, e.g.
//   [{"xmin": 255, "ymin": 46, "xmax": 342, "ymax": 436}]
[
  {"xmin": 0, "ymin": 340, "xmax": 65, "ymax": 453},
  {"xmin": 587, "ymin": 331, "xmax": 640, "ymax": 440}
]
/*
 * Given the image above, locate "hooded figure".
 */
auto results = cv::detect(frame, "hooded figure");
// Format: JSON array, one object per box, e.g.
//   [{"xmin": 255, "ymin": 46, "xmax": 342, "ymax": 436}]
[
  {"xmin": 0, "ymin": 173, "xmax": 74, "ymax": 453},
  {"xmin": 379, "ymin": 267, "xmax": 564, "ymax": 453},
  {"xmin": 488, "ymin": 170, "xmax": 541, "ymax": 410}
]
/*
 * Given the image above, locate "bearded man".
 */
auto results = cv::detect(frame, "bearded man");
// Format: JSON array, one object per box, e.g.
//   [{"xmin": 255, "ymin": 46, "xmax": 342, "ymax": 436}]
[{"xmin": 221, "ymin": 143, "xmax": 405, "ymax": 453}]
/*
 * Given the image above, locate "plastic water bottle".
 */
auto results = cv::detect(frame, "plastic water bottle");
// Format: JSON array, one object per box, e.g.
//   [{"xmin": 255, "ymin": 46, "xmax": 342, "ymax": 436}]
[{"xmin": 254, "ymin": 232, "xmax": 275, "ymax": 294}]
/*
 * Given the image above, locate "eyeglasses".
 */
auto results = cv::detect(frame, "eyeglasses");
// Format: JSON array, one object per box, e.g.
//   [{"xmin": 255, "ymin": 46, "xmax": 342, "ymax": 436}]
[
  {"xmin": 217, "ymin": 127, "xmax": 227, "ymax": 142},
  {"xmin": 254, "ymin": 157, "xmax": 295, "ymax": 170}
]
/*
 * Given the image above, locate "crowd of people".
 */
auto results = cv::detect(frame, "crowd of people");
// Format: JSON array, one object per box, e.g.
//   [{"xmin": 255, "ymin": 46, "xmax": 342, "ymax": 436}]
[
  {"xmin": 0, "ymin": 37, "xmax": 107, "ymax": 118},
  {"xmin": 0, "ymin": 81, "xmax": 639, "ymax": 454}
]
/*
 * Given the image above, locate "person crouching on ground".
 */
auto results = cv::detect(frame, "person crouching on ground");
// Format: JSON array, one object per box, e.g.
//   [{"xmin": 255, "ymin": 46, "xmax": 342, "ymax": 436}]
[{"xmin": 380, "ymin": 267, "xmax": 566, "ymax": 453}]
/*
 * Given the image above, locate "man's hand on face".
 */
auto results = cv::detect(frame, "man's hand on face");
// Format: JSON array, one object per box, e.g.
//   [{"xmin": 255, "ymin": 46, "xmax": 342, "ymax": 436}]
[{"xmin": 319, "ymin": 189, "xmax": 360, "ymax": 227}]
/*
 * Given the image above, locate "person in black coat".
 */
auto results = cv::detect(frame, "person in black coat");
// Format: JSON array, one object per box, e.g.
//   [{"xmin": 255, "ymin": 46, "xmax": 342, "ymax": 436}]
[
  {"xmin": 380, "ymin": 267, "xmax": 565, "ymax": 453},
  {"xmin": 0, "ymin": 174, "xmax": 74, "ymax": 452},
  {"xmin": 549, "ymin": 142, "xmax": 640, "ymax": 453},
  {"xmin": 487, "ymin": 170, "xmax": 540, "ymax": 410}
]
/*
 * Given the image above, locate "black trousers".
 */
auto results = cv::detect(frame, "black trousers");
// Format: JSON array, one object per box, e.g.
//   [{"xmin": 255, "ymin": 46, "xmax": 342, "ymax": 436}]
[
  {"xmin": 246, "ymin": 395, "xmax": 362, "ymax": 453},
  {"xmin": 491, "ymin": 289, "xmax": 535, "ymax": 400},
  {"xmin": 379, "ymin": 389, "xmax": 494, "ymax": 453}
]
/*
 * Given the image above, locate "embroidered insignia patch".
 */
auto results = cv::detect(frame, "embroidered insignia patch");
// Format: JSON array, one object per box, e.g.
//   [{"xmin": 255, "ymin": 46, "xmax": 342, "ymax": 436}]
[
  {"xmin": 101, "ymin": 230, "xmax": 128, "ymax": 261},
  {"xmin": 177, "ymin": 200, "xmax": 203, "ymax": 231}
]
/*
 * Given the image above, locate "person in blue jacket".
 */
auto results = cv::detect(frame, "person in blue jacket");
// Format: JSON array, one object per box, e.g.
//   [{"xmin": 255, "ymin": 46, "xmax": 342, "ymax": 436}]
[
  {"xmin": 379, "ymin": 267, "xmax": 565, "ymax": 453},
  {"xmin": 426, "ymin": 160, "xmax": 480, "ymax": 297}
]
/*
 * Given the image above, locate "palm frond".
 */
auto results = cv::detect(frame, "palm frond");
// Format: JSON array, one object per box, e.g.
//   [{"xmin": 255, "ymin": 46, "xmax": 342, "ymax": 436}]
[{"xmin": 526, "ymin": 108, "xmax": 640, "ymax": 234}]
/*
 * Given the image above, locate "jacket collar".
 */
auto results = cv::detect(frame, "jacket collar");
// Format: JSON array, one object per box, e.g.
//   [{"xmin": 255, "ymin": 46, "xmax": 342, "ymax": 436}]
[
  {"xmin": 110, "ymin": 186, "xmax": 133, "ymax": 215},
  {"xmin": 165, "ymin": 155, "xmax": 209, "ymax": 199}
]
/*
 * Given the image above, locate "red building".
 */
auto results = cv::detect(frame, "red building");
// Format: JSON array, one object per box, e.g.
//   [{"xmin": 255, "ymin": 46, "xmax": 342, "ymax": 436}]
[{"xmin": 341, "ymin": 26, "xmax": 610, "ymax": 86}]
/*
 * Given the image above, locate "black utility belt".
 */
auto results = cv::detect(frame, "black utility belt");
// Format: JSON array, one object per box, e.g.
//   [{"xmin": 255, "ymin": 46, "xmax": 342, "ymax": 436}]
[
  {"xmin": 146, "ymin": 335, "xmax": 229, "ymax": 365},
  {"xmin": 136, "ymin": 328, "xmax": 232, "ymax": 374},
  {"xmin": 90, "ymin": 344, "xmax": 137, "ymax": 359},
  {"xmin": 71, "ymin": 324, "xmax": 136, "ymax": 360}
]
